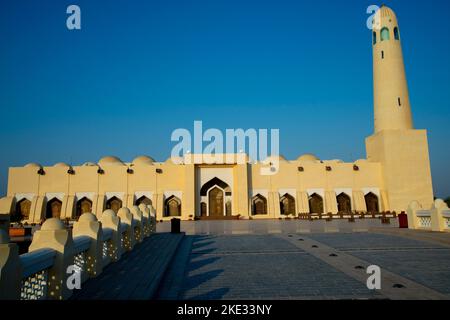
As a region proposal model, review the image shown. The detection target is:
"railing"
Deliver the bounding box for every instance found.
[0,204,157,300]
[407,199,450,232]
[298,211,397,222]
[73,236,91,284]
[19,248,56,300]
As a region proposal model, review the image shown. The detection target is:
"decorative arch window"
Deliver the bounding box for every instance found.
[106,196,122,214]
[208,187,224,217]
[394,27,400,40]
[252,194,268,215]
[336,193,352,213]
[373,31,377,45]
[365,192,380,213]
[46,198,62,219]
[308,193,324,214]
[135,196,152,207]
[280,194,296,215]
[76,197,93,218]
[380,27,390,41]
[164,196,181,217]
[15,198,31,222]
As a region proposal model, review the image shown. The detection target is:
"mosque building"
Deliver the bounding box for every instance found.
[0,5,434,222]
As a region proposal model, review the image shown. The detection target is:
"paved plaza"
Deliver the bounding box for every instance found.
[155,220,450,300]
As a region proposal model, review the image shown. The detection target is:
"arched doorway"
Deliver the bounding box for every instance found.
[200,177,232,219]
[46,198,62,219]
[75,197,92,219]
[252,194,267,215]
[208,187,224,217]
[135,196,152,207]
[15,198,31,222]
[280,194,296,215]
[164,196,181,217]
[337,193,352,213]
[365,192,379,213]
[106,196,122,214]
[309,193,324,214]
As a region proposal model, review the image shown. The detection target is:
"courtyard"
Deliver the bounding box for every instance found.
[155,220,450,300]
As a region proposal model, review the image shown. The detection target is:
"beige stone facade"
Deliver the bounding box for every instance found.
[0,5,434,222]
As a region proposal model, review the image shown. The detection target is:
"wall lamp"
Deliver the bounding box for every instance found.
[127,168,134,174]
[37,168,45,175]
[97,168,105,175]
[156,168,163,174]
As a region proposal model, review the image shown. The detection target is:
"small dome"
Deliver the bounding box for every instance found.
[25,163,42,168]
[78,212,97,222]
[54,162,70,168]
[82,162,97,167]
[98,156,124,166]
[297,154,320,162]
[41,218,65,231]
[379,5,397,19]
[166,156,183,165]
[132,155,155,166]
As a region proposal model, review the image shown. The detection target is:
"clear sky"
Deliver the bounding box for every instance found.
[0,0,449,198]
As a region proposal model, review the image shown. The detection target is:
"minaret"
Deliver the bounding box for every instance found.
[366,5,434,212]
[372,5,413,133]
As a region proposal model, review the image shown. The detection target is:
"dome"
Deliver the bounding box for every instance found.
[374,5,398,25]
[98,156,124,166]
[132,155,155,166]
[25,163,42,168]
[379,5,397,19]
[297,154,320,162]
[54,162,70,168]
[41,218,65,231]
[82,162,97,167]
[166,156,183,165]
[78,212,97,222]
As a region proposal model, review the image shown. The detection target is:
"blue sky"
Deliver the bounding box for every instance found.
[0,0,449,197]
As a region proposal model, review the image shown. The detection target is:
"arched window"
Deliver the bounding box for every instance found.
[309,193,324,214]
[46,198,62,219]
[252,194,267,215]
[135,196,152,207]
[106,196,122,214]
[75,197,92,218]
[373,31,377,45]
[365,192,380,213]
[280,194,296,215]
[394,27,400,40]
[337,193,352,213]
[165,196,181,217]
[15,198,31,221]
[381,27,390,41]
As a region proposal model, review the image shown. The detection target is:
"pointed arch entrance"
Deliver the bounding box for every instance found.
[199,177,232,219]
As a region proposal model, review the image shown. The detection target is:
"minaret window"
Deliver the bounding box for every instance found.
[381,27,390,41]
[373,32,377,45]
[394,27,400,40]
[398,97,402,106]
[381,51,384,59]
